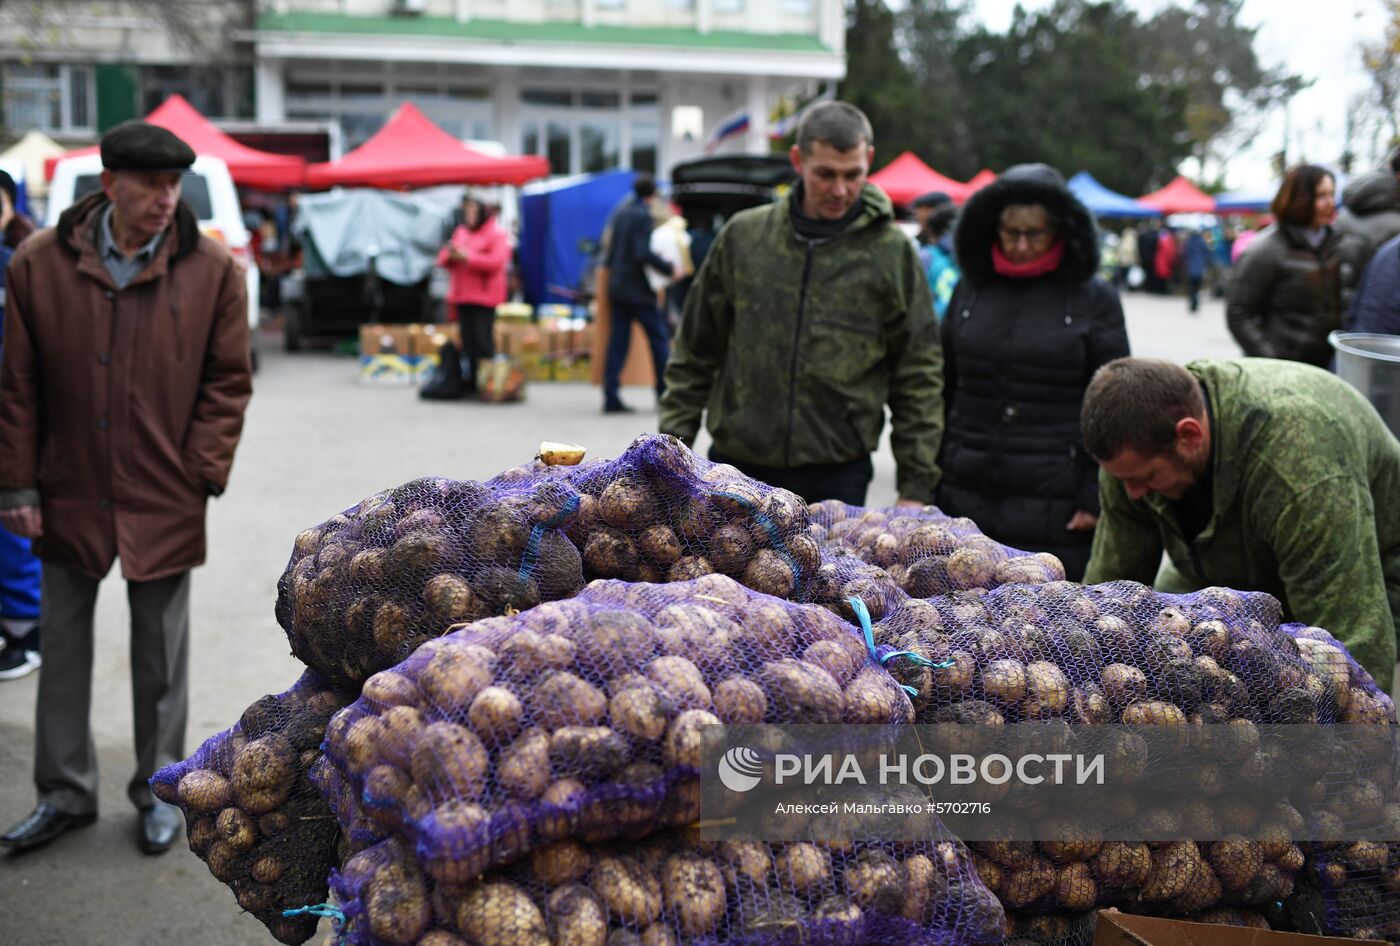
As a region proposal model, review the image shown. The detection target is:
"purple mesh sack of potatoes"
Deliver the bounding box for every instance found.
[150,670,355,945]
[312,576,915,888]
[806,500,1065,597]
[274,435,819,692]
[864,581,1398,919]
[324,824,1006,946]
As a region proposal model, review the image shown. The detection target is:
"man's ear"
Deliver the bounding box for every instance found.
[788,144,803,174]
[1175,416,1206,453]
[99,169,117,201]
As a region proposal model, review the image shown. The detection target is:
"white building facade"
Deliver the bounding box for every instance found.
[246,0,844,175]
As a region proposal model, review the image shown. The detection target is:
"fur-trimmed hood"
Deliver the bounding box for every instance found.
[56,189,202,263]
[953,163,1100,289]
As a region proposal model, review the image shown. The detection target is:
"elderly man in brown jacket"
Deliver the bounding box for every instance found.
[0,122,252,854]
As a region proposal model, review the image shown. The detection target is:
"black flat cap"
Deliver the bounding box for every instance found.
[911,190,952,208]
[100,121,195,173]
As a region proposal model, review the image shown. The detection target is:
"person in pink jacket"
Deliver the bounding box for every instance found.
[436,194,511,395]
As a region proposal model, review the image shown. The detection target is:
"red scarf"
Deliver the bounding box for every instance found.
[992,240,1065,278]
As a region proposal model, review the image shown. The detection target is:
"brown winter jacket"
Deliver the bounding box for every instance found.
[0,191,252,581]
[1225,223,1342,368]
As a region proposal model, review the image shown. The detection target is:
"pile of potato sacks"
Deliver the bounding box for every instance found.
[154,437,1398,946]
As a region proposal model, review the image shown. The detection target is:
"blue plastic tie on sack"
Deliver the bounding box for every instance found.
[516,492,582,589]
[282,903,347,922]
[712,488,803,580]
[846,595,953,698]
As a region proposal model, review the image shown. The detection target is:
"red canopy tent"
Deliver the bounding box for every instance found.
[1138,176,1216,215]
[869,151,971,206]
[44,94,306,190]
[965,168,997,193]
[305,103,549,190]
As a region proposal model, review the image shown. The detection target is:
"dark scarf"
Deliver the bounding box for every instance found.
[789,180,864,242]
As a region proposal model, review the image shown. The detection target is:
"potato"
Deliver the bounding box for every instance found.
[844,667,912,724]
[981,659,1027,706]
[760,659,844,723]
[843,851,907,913]
[742,549,796,598]
[663,710,722,769]
[635,525,683,566]
[1101,663,1148,707]
[362,670,422,710]
[178,769,232,813]
[663,554,711,584]
[547,884,609,946]
[532,840,593,887]
[418,643,494,713]
[803,640,862,687]
[946,547,996,589]
[706,524,756,576]
[584,528,641,580]
[610,682,669,741]
[1022,661,1069,717]
[898,853,937,922]
[1121,701,1186,725]
[421,801,491,884]
[1039,822,1102,864]
[662,853,726,934]
[591,855,664,925]
[1092,842,1152,888]
[599,478,657,531]
[718,838,772,890]
[1204,839,1260,890]
[550,726,632,778]
[236,883,277,914]
[248,853,285,885]
[410,721,489,801]
[205,839,242,883]
[232,735,296,813]
[458,882,549,946]
[186,816,218,855]
[1140,841,1201,901]
[423,574,479,624]
[999,858,1056,908]
[498,729,553,800]
[774,842,831,895]
[1054,862,1097,912]
[1174,860,1223,913]
[533,672,608,730]
[713,677,769,724]
[342,715,390,774]
[538,441,587,466]
[419,934,469,946]
[468,686,524,744]
[215,807,256,852]
[646,656,712,711]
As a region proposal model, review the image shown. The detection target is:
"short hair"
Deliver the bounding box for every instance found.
[928,204,957,237]
[0,170,15,208]
[796,101,872,155]
[1270,165,1334,227]
[1388,145,1400,177]
[633,174,657,199]
[1081,358,1205,460]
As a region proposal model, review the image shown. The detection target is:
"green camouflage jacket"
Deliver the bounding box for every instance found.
[1084,358,1400,691]
[659,184,943,499]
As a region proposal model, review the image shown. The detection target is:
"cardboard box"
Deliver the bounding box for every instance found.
[411,323,461,379]
[358,324,419,384]
[1093,911,1383,946]
[493,318,595,383]
[589,266,659,388]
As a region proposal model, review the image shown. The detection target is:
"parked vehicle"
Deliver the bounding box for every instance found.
[46,153,262,367]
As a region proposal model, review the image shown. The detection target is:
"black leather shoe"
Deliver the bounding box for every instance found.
[0,804,96,851]
[603,401,636,414]
[138,802,182,854]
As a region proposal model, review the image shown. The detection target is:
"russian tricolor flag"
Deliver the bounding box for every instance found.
[703,109,751,155]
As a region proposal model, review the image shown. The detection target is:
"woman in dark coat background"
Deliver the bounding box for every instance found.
[1226,164,1342,366]
[937,164,1130,580]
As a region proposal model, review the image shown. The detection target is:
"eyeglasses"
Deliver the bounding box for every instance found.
[999,226,1052,244]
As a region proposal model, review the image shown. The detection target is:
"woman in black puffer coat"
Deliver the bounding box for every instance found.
[936,164,1129,580]
[1226,164,1342,366]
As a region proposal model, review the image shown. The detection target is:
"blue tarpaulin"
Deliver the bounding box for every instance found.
[1068,172,1159,218]
[519,169,635,306]
[1213,184,1276,214]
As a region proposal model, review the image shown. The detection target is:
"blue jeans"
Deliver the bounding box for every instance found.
[0,522,40,623]
[604,301,670,405]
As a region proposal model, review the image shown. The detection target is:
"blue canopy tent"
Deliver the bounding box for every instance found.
[1213,184,1275,214]
[1067,172,1159,218]
[519,169,636,306]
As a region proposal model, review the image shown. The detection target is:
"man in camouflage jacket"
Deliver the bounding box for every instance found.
[659,101,942,506]
[1082,357,1400,692]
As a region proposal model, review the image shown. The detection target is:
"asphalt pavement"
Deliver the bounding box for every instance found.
[0,288,1240,946]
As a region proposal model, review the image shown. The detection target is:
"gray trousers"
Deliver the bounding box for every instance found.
[35,562,190,815]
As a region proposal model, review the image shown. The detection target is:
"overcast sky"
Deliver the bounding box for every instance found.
[968,0,1389,190]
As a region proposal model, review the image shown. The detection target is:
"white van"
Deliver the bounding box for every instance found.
[46,153,261,366]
